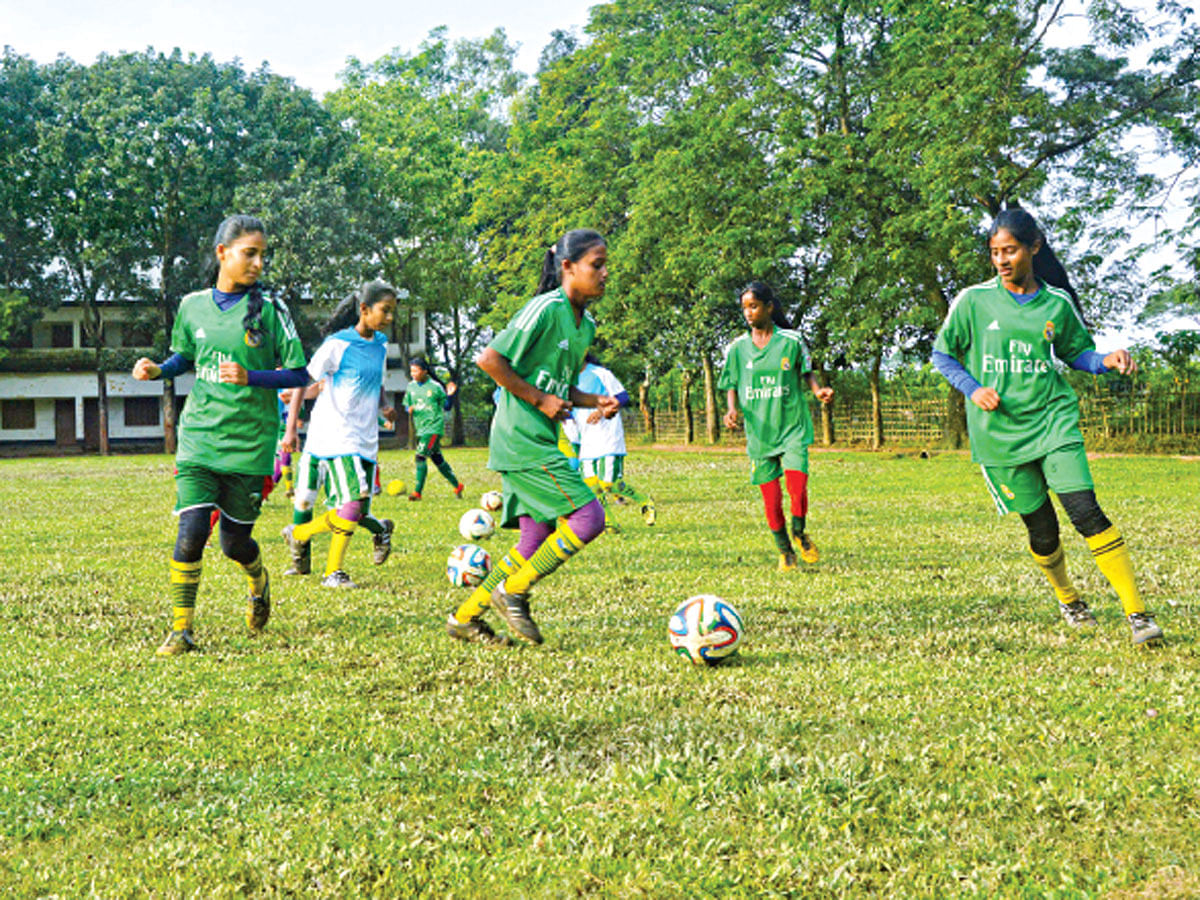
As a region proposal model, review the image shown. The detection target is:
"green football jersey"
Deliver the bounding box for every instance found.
[718,327,814,459]
[404,378,447,437]
[487,288,596,471]
[934,277,1094,466]
[172,289,306,475]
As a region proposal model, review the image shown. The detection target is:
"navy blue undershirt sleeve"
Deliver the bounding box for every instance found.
[246,367,309,389]
[157,353,193,379]
[443,395,454,411]
[1069,350,1109,374]
[614,391,630,408]
[932,350,983,398]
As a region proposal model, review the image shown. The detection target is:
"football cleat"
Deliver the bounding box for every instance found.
[489,584,543,645]
[1128,612,1163,644]
[1058,600,1097,628]
[408,492,422,502]
[641,499,656,527]
[321,570,358,589]
[246,570,271,632]
[454,483,466,499]
[778,551,798,572]
[281,524,311,575]
[795,533,819,564]
[373,519,394,565]
[156,629,197,656]
[604,518,623,535]
[445,614,511,645]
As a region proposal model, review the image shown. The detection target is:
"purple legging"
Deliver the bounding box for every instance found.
[515,498,605,557]
[337,499,363,522]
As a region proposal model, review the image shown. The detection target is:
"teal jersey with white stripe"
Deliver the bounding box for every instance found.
[718,327,814,459]
[934,277,1094,466]
[487,288,596,471]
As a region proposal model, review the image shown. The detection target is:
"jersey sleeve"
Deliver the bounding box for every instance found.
[717,342,740,391]
[933,291,972,359]
[306,338,344,381]
[170,301,195,358]
[577,366,606,396]
[489,300,551,367]
[268,297,307,369]
[1053,300,1095,363]
[596,367,625,397]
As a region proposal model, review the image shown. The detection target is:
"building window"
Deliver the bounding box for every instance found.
[124,397,160,427]
[2,399,36,430]
[51,324,74,348]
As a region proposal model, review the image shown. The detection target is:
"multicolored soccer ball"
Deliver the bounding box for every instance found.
[480,490,503,512]
[447,543,491,587]
[458,508,495,540]
[668,594,744,665]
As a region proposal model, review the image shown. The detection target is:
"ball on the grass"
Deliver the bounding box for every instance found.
[458,508,495,540]
[386,479,407,496]
[480,490,503,512]
[447,543,491,587]
[668,594,744,665]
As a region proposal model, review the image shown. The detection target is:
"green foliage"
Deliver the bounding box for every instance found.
[0,450,1196,895]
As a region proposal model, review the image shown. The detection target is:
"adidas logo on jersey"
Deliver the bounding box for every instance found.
[196,327,207,339]
[558,339,570,350]
[987,320,1000,331]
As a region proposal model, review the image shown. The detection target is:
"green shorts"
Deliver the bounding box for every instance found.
[750,444,810,485]
[175,464,268,524]
[294,453,376,510]
[981,443,1094,516]
[580,455,625,485]
[498,455,596,528]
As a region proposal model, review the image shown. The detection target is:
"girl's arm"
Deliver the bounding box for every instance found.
[723,388,740,429]
[932,350,999,410]
[379,385,396,427]
[1071,348,1136,376]
[568,385,620,418]
[477,347,573,421]
[132,353,193,381]
[281,380,309,453]
[219,362,308,389]
[805,371,833,403]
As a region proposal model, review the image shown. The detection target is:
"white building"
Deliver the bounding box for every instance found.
[0,301,428,451]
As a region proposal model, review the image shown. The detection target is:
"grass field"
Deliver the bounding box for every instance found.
[0,448,1197,898]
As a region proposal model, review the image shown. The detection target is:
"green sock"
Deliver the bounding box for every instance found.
[292,508,313,527]
[414,458,428,494]
[360,515,383,536]
[437,460,459,487]
[791,515,806,540]
[771,528,792,554]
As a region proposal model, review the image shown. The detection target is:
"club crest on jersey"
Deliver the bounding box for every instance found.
[1043,320,1055,342]
[1000,483,1016,500]
[244,329,263,348]
[781,357,791,371]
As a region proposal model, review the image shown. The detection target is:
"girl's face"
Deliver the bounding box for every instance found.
[561,244,608,303]
[741,291,774,329]
[361,295,396,333]
[989,228,1040,288]
[215,231,266,288]
[409,363,427,382]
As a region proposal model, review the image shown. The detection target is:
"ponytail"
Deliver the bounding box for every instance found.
[322,279,398,337]
[536,229,606,294]
[741,281,792,330]
[990,206,1087,325]
[243,283,266,347]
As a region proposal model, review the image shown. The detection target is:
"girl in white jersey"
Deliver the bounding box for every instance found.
[282,281,397,588]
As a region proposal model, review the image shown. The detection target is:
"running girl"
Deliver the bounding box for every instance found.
[719,282,833,571]
[132,214,307,655]
[282,280,397,588]
[445,229,619,645]
[403,358,464,500]
[933,207,1162,643]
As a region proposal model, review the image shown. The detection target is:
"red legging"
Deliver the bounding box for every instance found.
[759,470,808,530]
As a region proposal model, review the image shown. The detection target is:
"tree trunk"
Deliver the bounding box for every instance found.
[869,351,883,450]
[702,354,719,444]
[638,378,654,441]
[159,215,177,453]
[682,370,694,445]
[944,387,967,448]
[96,367,110,456]
[819,369,835,445]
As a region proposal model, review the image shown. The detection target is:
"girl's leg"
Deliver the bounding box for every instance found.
[448,517,550,641]
[783,469,815,561]
[759,478,794,568]
[163,507,212,651]
[429,442,464,496]
[322,500,363,581]
[217,514,271,630]
[1019,497,1089,622]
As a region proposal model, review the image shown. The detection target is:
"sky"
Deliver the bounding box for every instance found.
[1,0,601,92]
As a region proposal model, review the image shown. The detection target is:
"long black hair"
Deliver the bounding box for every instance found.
[322,279,397,337]
[537,229,606,294]
[989,207,1086,322]
[740,281,792,329]
[203,214,268,347]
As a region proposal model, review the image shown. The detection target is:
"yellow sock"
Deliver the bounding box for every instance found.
[504,522,585,595]
[454,549,526,623]
[583,473,605,497]
[325,512,357,577]
[239,549,267,596]
[1086,526,1144,615]
[1030,543,1080,605]
[294,510,333,543]
[168,560,201,632]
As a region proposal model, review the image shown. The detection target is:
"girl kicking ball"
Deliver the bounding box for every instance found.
[933,207,1162,644]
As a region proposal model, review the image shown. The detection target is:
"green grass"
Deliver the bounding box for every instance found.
[0,449,1197,898]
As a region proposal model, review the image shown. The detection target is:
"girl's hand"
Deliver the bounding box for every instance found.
[587,409,603,425]
[132,358,160,381]
[596,395,620,419]
[535,392,572,421]
[813,386,834,403]
[1103,349,1136,376]
[280,430,298,454]
[380,406,397,426]
[971,386,1001,411]
[446,381,458,397]
[219,361,248,385]
[723,409,741,430]
[279,388,295,405]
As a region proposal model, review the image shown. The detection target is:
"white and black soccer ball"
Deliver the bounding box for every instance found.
[668,594,744,665]
[458,508,495,540]
[447,543,491,588]
[480,490,503,513]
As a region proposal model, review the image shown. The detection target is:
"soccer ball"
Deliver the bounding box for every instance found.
[480,490,503,512]
[458,508,495,540]
[385,479,407,496]
[668,594,744,665]
[447,543,491,587]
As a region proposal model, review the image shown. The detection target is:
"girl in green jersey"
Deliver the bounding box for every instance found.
[133,215,308,656]
[933,208,1162,644]
[445,229,619,646]
[720,282,833,571]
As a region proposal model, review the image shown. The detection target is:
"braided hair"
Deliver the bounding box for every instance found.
[203,214,268,347]
[740,281,792,329]
[537,229,606,294]
[989,207,1087,324]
